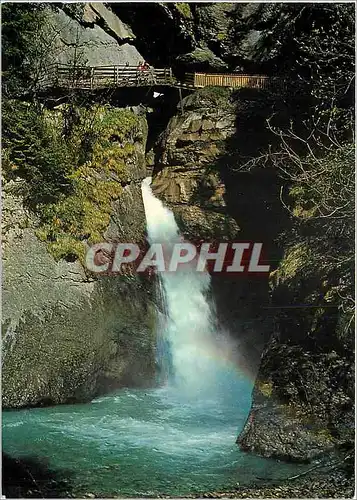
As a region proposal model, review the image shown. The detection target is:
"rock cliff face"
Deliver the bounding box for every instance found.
[30,2,291,96]
[109,3,282,73]
[45,4,143,68]
[238,243,354,461]
[152,87,239,240]
[41,2,283,76]
[2,106,156,408]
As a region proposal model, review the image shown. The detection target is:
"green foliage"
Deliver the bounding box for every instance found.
[198,86,231,100]
[271,138,355,345]
[2,100,73,207]
[271,144,354,351]
[2,1,148,261]
[186,86,232,110]
[2,3,46,94]
[3,96,145,262]
[287,143,354,225]
[216,32,227,42]
[248,5,356,348]
[35,106,144,261]
[270,243,311,286]
[174,3,192,19]
[256,380,273,397]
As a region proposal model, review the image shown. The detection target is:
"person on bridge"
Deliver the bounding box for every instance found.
[137,61,148,71]
[136,61,146,85]
[136,61,156,84]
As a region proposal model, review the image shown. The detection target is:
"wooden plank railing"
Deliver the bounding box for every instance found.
[50,64,280,91]
[184,72,277,90]
[53,64,176,89]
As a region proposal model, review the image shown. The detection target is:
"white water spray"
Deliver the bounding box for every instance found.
[141,177,237,395]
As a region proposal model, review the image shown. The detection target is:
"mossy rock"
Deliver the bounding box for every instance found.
[174,2,193,19]
[182,86,234,111]
[269,243,312,287]
[37,105,147,262]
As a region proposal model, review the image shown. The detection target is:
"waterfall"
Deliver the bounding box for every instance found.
[141,177,236,396]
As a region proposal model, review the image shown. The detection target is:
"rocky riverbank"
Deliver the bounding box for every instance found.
[3,452,354,499]
[189,459,355,499]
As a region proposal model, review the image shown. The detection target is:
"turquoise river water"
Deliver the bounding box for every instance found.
[2,179,305,496]
[2,384,306,497]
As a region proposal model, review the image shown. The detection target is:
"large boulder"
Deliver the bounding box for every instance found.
[44,6,143,69]
[176,48,228,72]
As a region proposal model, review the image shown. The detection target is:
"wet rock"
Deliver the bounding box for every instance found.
[2,108,155,408]
[238,240,355,462]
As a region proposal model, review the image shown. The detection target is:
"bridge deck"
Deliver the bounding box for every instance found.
[51,65,280,91]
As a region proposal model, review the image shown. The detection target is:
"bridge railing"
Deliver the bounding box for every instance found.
[53,64,176,89]
[49,64,282,91]
[184,72,279,90]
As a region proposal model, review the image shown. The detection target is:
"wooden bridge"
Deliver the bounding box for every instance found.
[184,72,272,90]
[53,64,174,89]
[52,64,280,91]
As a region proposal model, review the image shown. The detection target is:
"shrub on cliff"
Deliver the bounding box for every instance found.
[272,137,354,344]
[2,100,73,207]
[36,106,145,261]
[246,3,355,341]
[2,3,47,95]
[183,86,233,111]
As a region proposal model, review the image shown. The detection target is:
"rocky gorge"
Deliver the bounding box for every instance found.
[2,2,355,498]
